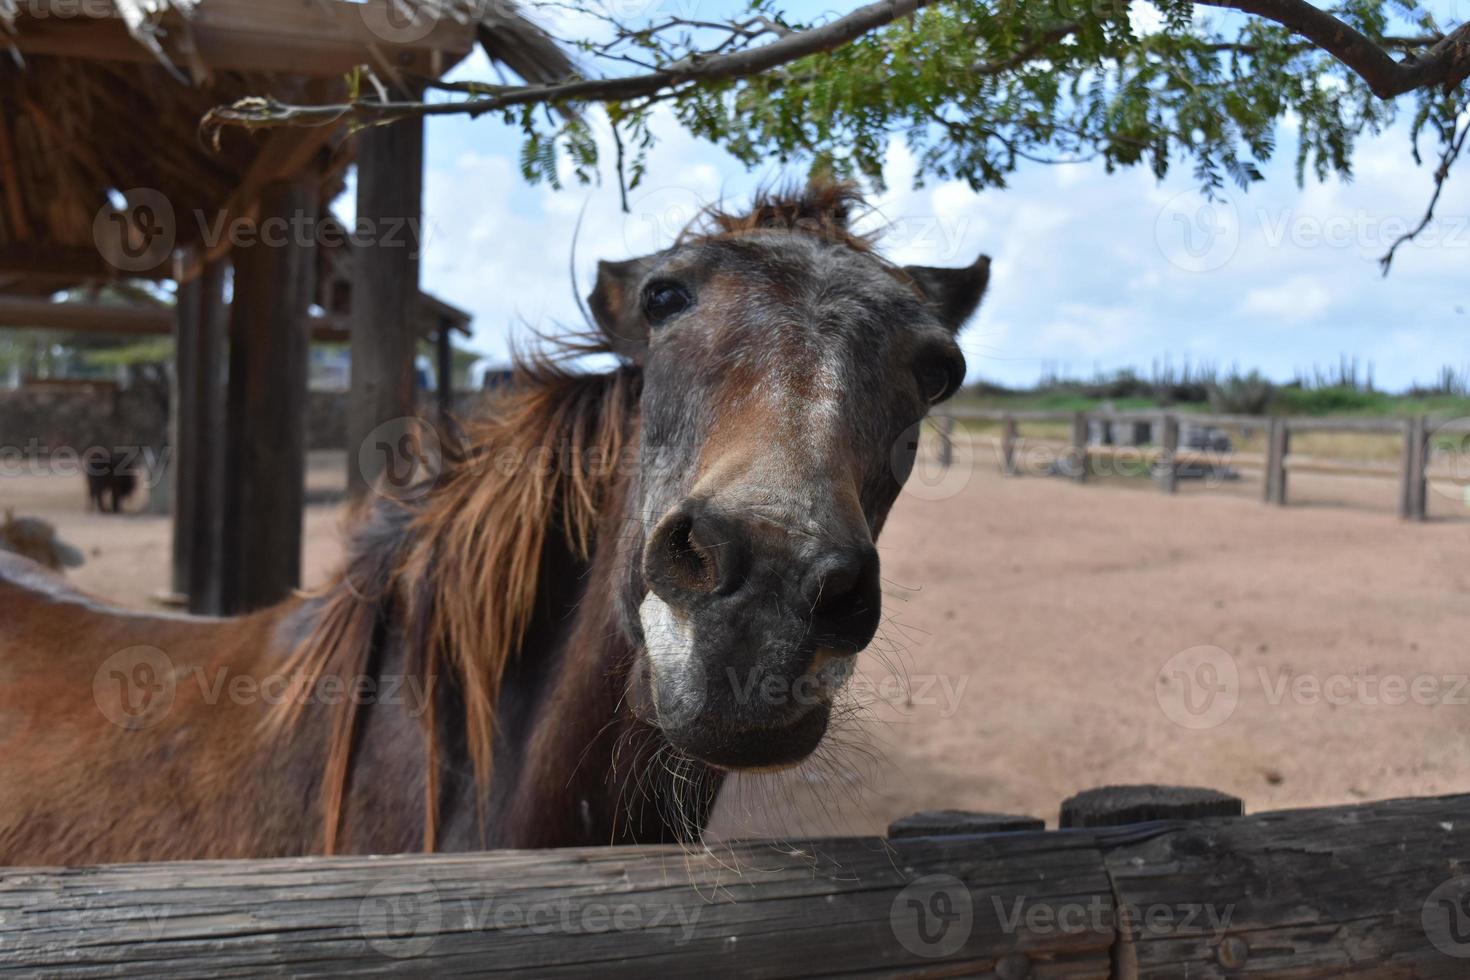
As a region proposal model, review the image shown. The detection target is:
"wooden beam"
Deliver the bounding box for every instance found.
[219,178,316,614]
[346,111,424,498]
[1,793,1467,975]
[0,296,172,333]
[0,247,172,283]
[8,1,474,77]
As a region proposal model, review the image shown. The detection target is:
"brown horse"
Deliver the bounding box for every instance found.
[0,182,989,865]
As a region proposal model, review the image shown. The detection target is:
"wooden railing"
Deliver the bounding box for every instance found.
[2,786,1466,977]
[943,408,1470,520]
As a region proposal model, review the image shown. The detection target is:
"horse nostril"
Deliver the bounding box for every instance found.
[662,515,716,594]
[808,548,880,645]
[645,503,747,601]
[813,562,861,609]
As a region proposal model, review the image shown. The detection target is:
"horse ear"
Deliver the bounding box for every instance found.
[903,254,991,333]
[588,257,650,358]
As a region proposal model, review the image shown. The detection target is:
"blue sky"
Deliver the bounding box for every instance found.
[396,16,1469,393]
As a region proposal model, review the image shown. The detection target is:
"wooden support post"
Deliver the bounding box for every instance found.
[347,110,424,498]
[436,317,454,425]
[220,179,316,614]
[1000,413,1018,475]
[168,254,201,599]
[1069,410,1088,482]
[1265,416,1289,506]
[936,414,955,469]
[186,261,229,615]
[1400,415,1429,521]
[1156,414,1179,494]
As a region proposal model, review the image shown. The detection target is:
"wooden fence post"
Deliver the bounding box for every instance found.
[1265,417,1289,506]
[937,414,955,469]
[1400,414,1428,520]
[1156,414,1179,494]
[1000,413,1018,475]
[1070,411,1088,482]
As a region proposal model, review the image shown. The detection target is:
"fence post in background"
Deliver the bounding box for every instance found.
[1400,415,1429,521]
[1265,417,1289,506]
[1399,417,1416,519]
[938,415,956,470]
[1001,413,1018,476]
[1070,411,1088,483]
[1156,414,1179,495]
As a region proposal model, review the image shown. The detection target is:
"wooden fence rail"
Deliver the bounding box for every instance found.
[946,408,1470,520]
[2,790,1468,977]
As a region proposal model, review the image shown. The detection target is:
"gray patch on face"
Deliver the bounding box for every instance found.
[638,592,705,728]
[812,647,856,697]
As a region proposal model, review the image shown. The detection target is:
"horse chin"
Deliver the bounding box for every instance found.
[631,592,840,772]
[665,701,832,772]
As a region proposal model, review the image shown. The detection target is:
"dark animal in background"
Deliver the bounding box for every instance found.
[85,449,138,513]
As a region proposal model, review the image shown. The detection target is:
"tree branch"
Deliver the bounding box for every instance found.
[204,0,934,132]
[1378,118,1468,273]
[202,0,1470,138]
[1195,0,1470,97]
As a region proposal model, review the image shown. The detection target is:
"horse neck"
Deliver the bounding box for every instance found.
[456,474,726,849]
[335,418,725,852]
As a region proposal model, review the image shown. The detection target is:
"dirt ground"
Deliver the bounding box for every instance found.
[4,437,1468,840]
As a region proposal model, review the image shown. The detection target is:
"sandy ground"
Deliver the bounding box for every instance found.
[4,438,1468,839]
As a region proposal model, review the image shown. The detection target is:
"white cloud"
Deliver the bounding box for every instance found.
[1240,275,1334,322]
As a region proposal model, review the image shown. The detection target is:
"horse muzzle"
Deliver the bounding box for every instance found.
[632,496,881,769]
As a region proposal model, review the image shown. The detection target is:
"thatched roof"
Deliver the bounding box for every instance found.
[0,1,570,290]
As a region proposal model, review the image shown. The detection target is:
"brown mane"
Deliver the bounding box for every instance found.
[273,359,641,852]
[680,179,880,254]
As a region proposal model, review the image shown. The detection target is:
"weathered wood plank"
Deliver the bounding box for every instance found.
[2,794,1467,977]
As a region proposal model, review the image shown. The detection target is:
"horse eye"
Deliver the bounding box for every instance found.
[916,355,963,404]
[642,281,692,326]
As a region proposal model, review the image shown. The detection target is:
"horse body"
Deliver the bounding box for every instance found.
[0,559,322,862]
[0,182,985,865]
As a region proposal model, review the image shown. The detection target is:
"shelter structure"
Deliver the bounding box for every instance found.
[0,0,568,612]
